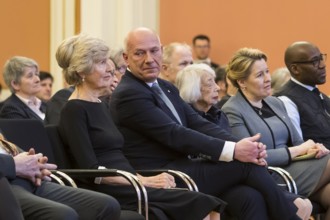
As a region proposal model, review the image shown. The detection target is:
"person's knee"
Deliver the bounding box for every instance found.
[237,189,268,219]
[47,205,79,220]
[238,187,265,209]
[98,196,121,220]
[222,186,268,220]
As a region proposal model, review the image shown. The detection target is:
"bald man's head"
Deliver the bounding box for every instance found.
[124,27,160,53]
[284,41,326,86]
[160,43,193,84]
[123,27,163,82]
[284,41,317,68]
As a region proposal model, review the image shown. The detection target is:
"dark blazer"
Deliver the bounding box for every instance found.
[210,61,219,70]
[0,154,24,220]
[0,94,46,121]
[0,145,35,191]
[222,91,303,166]
[44,87,74,125]
[275,80,330,148]
[111,70,238,169]
[0,154,16,179]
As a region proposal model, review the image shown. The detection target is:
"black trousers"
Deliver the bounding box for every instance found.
[163,159,299,220]
[11,180,121,220]
[0,175,24,220]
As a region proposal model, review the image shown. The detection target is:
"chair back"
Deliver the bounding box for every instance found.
[45,124,72,169]
[0,119,55,163]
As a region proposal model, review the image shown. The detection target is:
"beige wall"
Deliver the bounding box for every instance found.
[1,1,329,95]
[160,0,330,94]
[0,0,50,92]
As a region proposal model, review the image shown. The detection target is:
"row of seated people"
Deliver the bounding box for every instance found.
[0,27,328,219]
[0,135,131,220]
[0,33,285,220]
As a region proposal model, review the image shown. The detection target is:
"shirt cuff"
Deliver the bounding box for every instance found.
[94,166,106,184]
[219,141,235,162]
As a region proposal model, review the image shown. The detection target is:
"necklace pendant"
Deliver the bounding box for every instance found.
[258,110,262,115]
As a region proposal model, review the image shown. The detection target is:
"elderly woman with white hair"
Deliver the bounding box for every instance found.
[176,63,231,131]
[0,56,46,120]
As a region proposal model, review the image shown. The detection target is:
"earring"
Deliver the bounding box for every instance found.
[82,77,85,82]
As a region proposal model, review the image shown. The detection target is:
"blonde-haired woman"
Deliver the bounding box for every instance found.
[222,47,330,219]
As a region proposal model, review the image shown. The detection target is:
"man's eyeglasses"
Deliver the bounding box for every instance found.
[291,54,327,68]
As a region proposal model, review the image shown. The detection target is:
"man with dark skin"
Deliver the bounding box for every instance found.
[275,41,330,148]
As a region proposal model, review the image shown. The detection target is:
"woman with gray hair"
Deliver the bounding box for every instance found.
[271,67,290,95]
[0,56,46,120]
[57,34,225,220]
[176,63,231,131]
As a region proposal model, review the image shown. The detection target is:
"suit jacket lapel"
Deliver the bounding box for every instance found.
[125,71,182,124]
[12,94,43,121]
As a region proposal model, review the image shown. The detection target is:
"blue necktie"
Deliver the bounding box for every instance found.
[151,82,182,124]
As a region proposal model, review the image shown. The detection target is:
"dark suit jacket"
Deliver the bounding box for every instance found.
[0,94,46,121]
[222,91,303,166]
[210,61,219,70]
[0,154,16,179]
[44,87,74,125]
[110,70,238,169]
[0,154,24,220]
[0,146,35,191]
[275,80,330,148]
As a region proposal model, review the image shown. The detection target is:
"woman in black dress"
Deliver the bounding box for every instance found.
[56,34,225,220]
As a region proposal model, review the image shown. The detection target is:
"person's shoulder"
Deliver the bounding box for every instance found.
[51,87,74,101]
[265,95,281,102]
[265,96,284,106]
[1,94,23,108]
[273,80,296,96]
[222,93,248,115]
[221,95,238,111]
[62,99,86,113]
[158,78,179,92]
[210,61,219,69]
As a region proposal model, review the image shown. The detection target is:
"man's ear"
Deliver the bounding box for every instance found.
[123,53,129,66]
[161,64,171,77]
[289,64,299,77]
[123,53,128,62]
[162,64,168,71]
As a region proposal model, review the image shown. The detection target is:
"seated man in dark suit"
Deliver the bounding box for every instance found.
[0,135,120,220]
[110,27,302,220]
[275,41,330,148]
